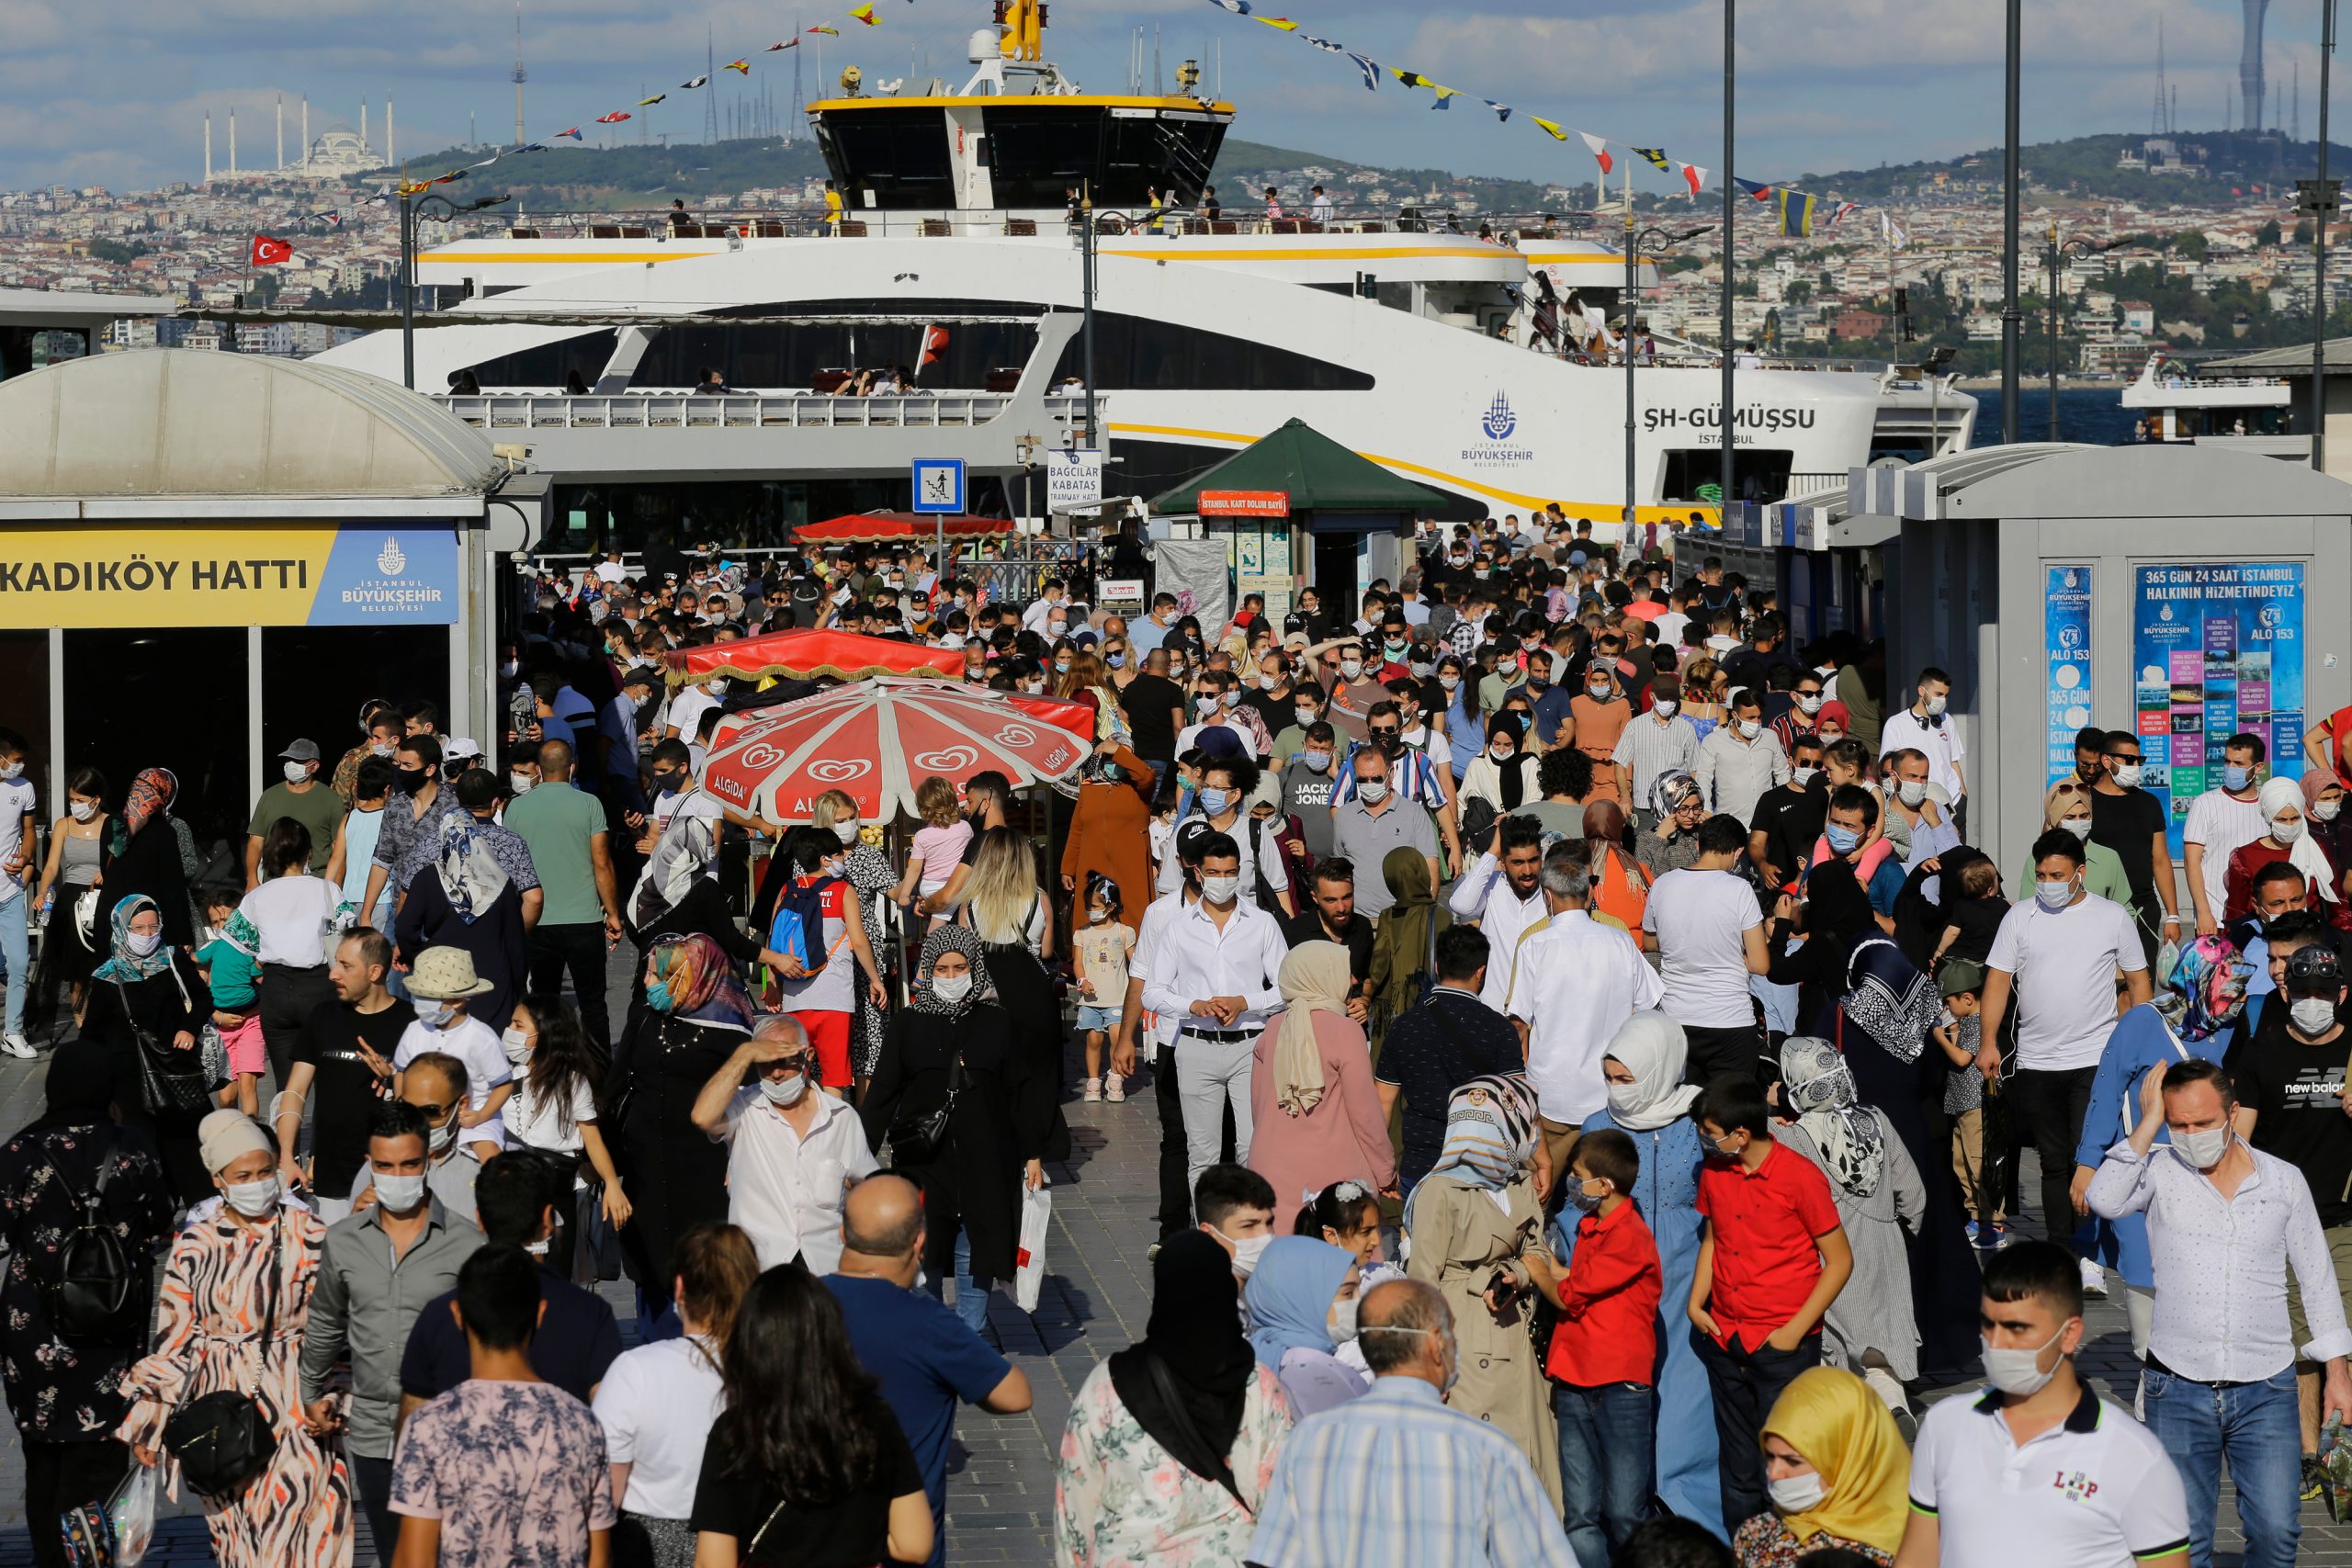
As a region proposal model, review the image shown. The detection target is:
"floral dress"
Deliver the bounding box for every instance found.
[117,1207,355,1568]
[843,839,897,1077]
[0,1124,176,1440]
[1053,1359,1291,1568]
[1733,1513,1891,1567]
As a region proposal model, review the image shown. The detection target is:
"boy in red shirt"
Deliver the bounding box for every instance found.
[1689,1073,1852,1533]
[1521,1128,1661,1568]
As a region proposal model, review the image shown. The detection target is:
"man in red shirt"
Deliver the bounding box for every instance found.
[1688,1074,1853,1532]
[1523,1128,1661,1568]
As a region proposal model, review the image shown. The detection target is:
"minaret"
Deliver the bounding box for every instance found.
[276,96,284,170]
[300,96,309,172]
[203,111,212,184]
[228,107,237,179]
[513,0,527,145]
[388,97,395,164]
[361,100,368,154]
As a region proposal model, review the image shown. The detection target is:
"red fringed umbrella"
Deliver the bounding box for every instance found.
[664,627,964,685]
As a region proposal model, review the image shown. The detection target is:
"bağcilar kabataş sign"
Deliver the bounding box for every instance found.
[1198,490,1290,518]
[0,523,461,629]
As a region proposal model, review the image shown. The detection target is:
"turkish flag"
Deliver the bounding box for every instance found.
[250,233,292,266]
[920,324,950,367]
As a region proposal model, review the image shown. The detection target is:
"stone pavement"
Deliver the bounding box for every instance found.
[0,996,2346,1564]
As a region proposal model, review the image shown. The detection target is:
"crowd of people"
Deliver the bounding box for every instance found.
[0,513,2340,1568]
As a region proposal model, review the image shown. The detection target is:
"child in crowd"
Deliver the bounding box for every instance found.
[195,885,264,1117]
[1521,1129,1661,1568]
[1072,873,1136,1103]
[1930,854,2007,968]
[1929,959,2004,1247]
[1146,768,1183,885]
[892,774,971,928]
[394,945,513,1162]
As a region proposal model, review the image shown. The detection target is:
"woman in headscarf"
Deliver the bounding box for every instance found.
[2068,934,2247,1371]
[627,814,793,1058]
[1585,799,1651,933]
[2016,782,2133,909]
[1246,942,1396,1234]
[77,894,214,1202]
[1241,1235,1368,1417]
[0,1049,177,1553]
[1367,846,1448,1044]
[2225,773,2346,925]
[1634,769,1708,882]
[1458,713,1538,821]
[1568,1011,1723,1537]
[1054,1231,1291,1567]
[1570,659,1632,806]
[1404,1072,1560,1507]
[1774,1037,1927,1421]
[1732,1367,1910,1567]
[95,768,196,952]
[2303,766,2352,895]
[609,934,753,1337]
[394,797,533,1033]
[863,926,1053,1336]
[1061,738,1157,929]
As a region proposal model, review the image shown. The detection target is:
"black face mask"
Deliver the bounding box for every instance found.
[395,767,430,796]
[651,770,682,794]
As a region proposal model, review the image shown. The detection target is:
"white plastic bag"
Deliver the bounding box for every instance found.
[1013,1185,1052,1313]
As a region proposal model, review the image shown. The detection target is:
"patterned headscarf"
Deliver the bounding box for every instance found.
[910,923,996,1018]
[435,812,511,925]
[2168,933,2252,1043]
[1840,935,1938,1065]
[634,814,717,929]
[1424,1072,1537,1192]
[1653,768,1702,819]
[1780,1035,1886,1198]
[647,934,753,1031]
[92,893,173,984]
[108,768,175,855]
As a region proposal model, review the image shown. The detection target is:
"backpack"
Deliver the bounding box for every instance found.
[768,874,845,974]
[48,1134,140,1344]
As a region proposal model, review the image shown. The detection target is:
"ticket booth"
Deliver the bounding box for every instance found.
[1849,445,2352,889]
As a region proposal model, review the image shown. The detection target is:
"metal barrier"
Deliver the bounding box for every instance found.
[440,390,1092,432]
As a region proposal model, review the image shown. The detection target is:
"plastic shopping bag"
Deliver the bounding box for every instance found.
[1013,1185,1052,1314]
[62,1460,156,1567]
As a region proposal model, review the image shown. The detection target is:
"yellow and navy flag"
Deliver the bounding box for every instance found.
[1777,189,1816,237]
[1390,67,1434,89]
[1634,147,1672,175]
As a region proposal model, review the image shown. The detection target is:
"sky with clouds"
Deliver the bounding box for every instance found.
[0,0,2313,194]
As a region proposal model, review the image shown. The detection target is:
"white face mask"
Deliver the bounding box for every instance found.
[68,801,96,823]
[1736,719,1762,740]
[1202,874,1240,905]
[2061,816,2092,840]
[1924,694,1948,716]
[126,931,162,957]
[501,1025,533,1065]
[1651,700,1679,719]
[1768,1471,1826,1515]
[1792,766,1819,786]
[1794,693,1824,715]
[1295,708,1319,729]
[760,1073,809,1107]
[509,773,536,795]
[706,678,729,697]
[1088,904,1110,924]
[2034,880,2076,912]
[832,819,860,843]
[2173,1124,2231,1169]
[1329,1295,1360,1343]
[1982,1324,2068,1396]
[1605,1079,1645,1118]
[2291,996,2340,1037]
[2274,816,2307,844]
[2113,763,2145,789]
[223,1176,280,1219]
[413,998,458,1030]
[1896,780,1927,807]
[1260,674,1282,691]
[282,760,311,784]
[930,972,973,1005]
[1340,659,1363,680]
[1221,1229,1272,1278]
[2319,798,2345,822]
[374,1170,429,1213]
[1357,779,1389,805]
[0,761,22,781]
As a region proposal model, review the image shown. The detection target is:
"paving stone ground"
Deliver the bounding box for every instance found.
[0,948,2338,1565]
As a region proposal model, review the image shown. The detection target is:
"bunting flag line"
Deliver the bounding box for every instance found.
[765,38,798,49]
[1389,67,1432,89]
[1347,53,1378,89]
[1777,189,1815,237]
[1827,200,1858,228]
[1529,116,1566,141]
[1734,176,1772,202]
[851,4,879,23]
[724,58,750,72]
[1484,99,1511,121]
[554,127,582,139]
[1255,16,1298,29]
[807,24,839,34]
[1209,0,1251,10]
[595,110,630,123]
[638,94,667,106]
[681,74,709,89]
[1302,34,1343,51]
[1678,163,1707,197]
[1634,147,1671,174]
[1430,84,1461,109]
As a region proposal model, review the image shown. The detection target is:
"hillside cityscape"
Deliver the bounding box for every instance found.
[4,121,2348,378]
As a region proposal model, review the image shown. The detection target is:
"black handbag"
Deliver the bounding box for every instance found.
[163,1221,283,1498]
[887,1054,966,1167]
[115,970,213,1120]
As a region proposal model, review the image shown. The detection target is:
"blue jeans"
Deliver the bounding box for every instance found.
[2143,1361,2301,1568]
[1553,1381,1654,1568]
[924,1228,993,1335]
[0,893,26,1036]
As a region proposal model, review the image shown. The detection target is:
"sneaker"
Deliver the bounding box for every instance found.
[1862,1365,1910,1417]
[1964,1221,1982,1247]
[1081,1077,1102,1102]
[2079,1257,2109,1297]
[1103,1074,1125,1103]
[0,1033,32,1060]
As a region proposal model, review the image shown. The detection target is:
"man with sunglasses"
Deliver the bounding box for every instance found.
[2089,729,2182,963]
[691,1014,878,1273]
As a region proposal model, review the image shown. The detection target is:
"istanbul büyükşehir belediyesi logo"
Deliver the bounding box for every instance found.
[1481,389,1517,441]
[376,536,408,576]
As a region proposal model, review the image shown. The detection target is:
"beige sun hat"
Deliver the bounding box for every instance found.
[406,946,496,1000]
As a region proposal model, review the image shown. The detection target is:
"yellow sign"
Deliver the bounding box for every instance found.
[0,524,461,630]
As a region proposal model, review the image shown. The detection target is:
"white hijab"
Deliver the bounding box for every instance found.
[2259,773,2340,903]
[1603,1011,1702,1132]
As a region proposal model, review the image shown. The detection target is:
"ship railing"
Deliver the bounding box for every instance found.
[435,389,1095,431]
[438,205,1611,245]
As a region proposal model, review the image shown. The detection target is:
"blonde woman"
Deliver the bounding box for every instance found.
[952,826,1051,961]
[1055,649,1133,750]
[1679,657,1728,741]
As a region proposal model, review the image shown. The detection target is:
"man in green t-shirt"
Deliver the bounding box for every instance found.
[247,738,347,886]
[502,739,623,1046]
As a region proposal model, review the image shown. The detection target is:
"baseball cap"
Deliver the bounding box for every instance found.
[444,737,485,762]
[2285,943,2345,995]
[1938,960,1986,1000]
[278,738,321,762]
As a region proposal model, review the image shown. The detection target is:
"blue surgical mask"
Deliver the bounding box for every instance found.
[1825,822,1861,854]
[1197,787,1232,815]
[2223,763,2254,791]
[1106,654,1125,670]
[646,979,674,1012]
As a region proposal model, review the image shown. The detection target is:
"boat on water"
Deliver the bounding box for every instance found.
[2117,350,2303,458]
[311,5,1974,539]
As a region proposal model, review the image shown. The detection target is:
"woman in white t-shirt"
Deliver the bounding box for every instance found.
[593,1223,760,1568]
[502,996,632,1270]
[239,818,345,1089]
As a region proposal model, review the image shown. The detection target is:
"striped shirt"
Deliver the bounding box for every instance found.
[1608,712,1702,815]
[1329,743,1453,811]
[1246,1377,1573,1568]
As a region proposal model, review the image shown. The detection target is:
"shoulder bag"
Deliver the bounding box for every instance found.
[886,1053,966,1168]
[162,1220,284,1498]
[115,965,214,1119]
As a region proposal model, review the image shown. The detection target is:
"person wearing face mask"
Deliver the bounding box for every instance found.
[2016,781,2133,910]
[689,1013,876,1273]
[118,1111,350,1568]
[1569,660,1632,807]
[1731,1367,1910,1567]
[768,826,891,1092]
[1748,735,1829,889]
[1873,667,1965,838]
[2223,773,2347,929]
[2081,729,2184,962]
[1243,1237,1370,1417]
[1611,671,1702,829]
[2183,731,2272,937]
[2086,1056,2352,1568]
[334,703,405,804]
[498,996,629,1260]
[359,734,456,936]
[243,738,345,889]
[804,790,900,1089]
[29,764,108,1041]
[1270,678,1331,773]
[78,893,214,1201]
[298,1099,475,1564]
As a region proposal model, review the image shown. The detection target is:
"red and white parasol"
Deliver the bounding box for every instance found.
[703,678,1096,822]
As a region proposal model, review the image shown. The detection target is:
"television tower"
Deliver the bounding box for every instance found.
[2242,0,2271,140]
[512,0,527,145]
[790,15,803,143]
[2153,17,2170,135]
[705,28,719,143]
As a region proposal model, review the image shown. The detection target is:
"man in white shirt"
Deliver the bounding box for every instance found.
[1980,827,2152,1296]
[1019,577,1070,634]
[2087,1057,2352,1568]
[1509,839,1662,1179]
[1118,879,1203,1240]
[1138,832,1290,1198]
[1876,664,1967,832]
[2182,732,2271,934]
[1446,817,1548,1014]
[1308,184,1335,227]
[1640,816,1770,1083]
[690,1014,877,1272]
[1896,1239,2189,1568]
[662,674,727,745]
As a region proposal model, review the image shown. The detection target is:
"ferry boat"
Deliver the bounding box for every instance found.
[2117,351,2303,457]
[311,5,1974,538]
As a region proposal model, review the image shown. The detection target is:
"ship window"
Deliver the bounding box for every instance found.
[1660,448,1795,504]
[631,301,1045,390]
[457,329,622,390]
[1053,311,1373,392]
[817,107,957,209]
[982,106,1227,209]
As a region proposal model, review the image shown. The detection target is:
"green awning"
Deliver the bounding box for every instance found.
[1148,417,1485,520]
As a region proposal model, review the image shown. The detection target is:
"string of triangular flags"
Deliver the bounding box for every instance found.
[386,0,913,197]
[1203,0,1879,240]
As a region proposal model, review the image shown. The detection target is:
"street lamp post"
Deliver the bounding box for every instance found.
[2001,0,2022,443]
[2317,0,2337,471]
[2041,226,2104,440]
[1623,223,1713,547]
[400,189,513,391]
[1720,0,1736,513]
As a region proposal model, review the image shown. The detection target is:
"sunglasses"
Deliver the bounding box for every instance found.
[764,1055,811,1076]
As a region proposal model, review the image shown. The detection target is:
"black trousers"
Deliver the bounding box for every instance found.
[1681,1021,1770,1088]
[1692,1327,1821,1533]
[352,1451,400,1566]
[24,1437,128,1568]
[528,921,613,1048]
[259,962,334,1090]
[2008,1064,2099,1252]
